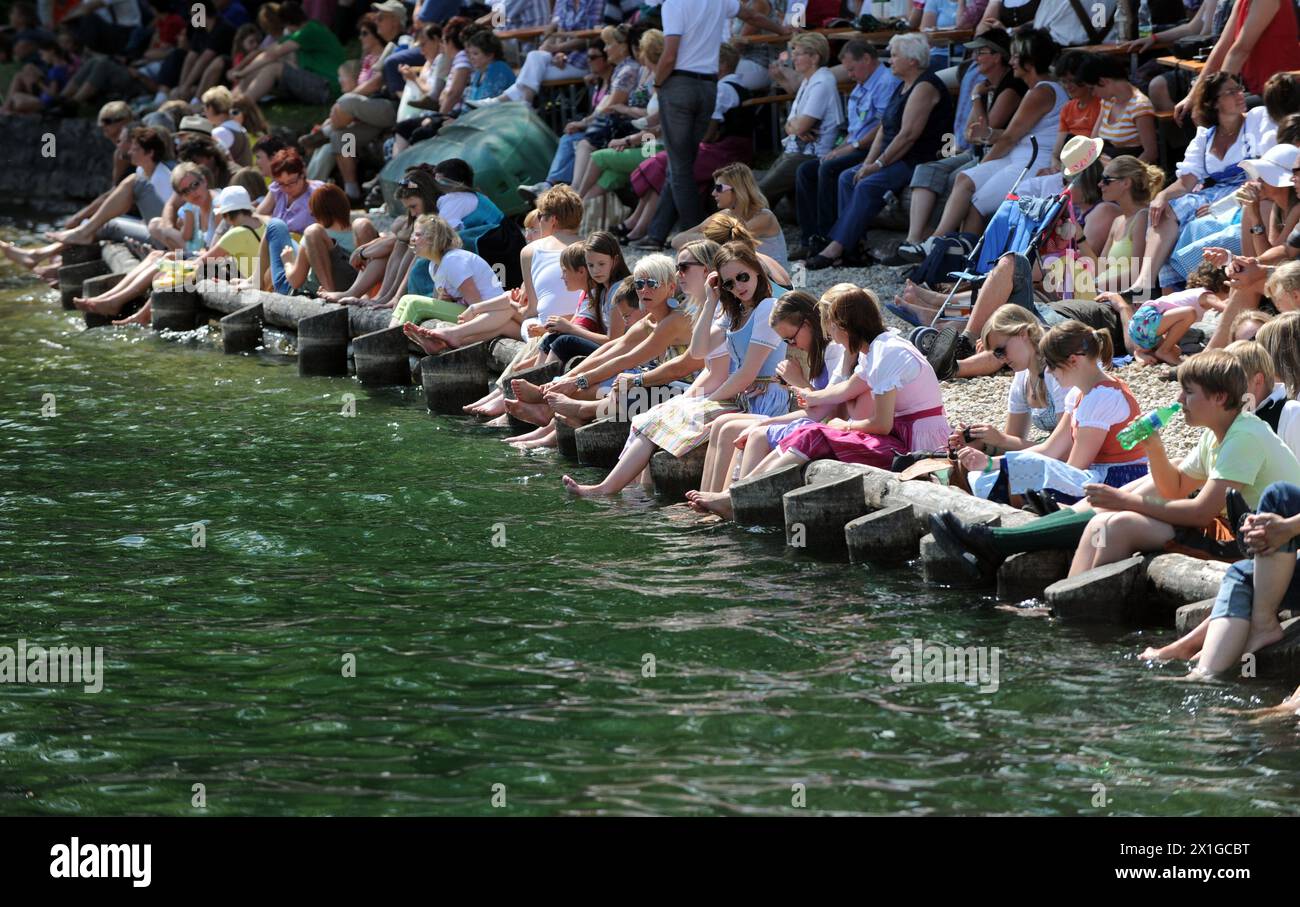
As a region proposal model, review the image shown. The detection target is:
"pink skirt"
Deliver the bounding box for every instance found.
[630,151,668,197]
[779,406,948,470]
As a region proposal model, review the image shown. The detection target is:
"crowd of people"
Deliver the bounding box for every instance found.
[5,0,1300,704]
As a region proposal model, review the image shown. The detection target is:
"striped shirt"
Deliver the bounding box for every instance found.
[1095,89,1154,150]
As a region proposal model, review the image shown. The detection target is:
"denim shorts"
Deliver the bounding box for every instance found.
[1210,482,1300,620]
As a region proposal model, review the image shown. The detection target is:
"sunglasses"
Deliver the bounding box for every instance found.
[634,277,661,290]
[711,183,733,194]
[720,271,753,292]
[180,179,204,194]
[991,344,1008,360]
[675,260,702,273]
[1099,175,1120,185]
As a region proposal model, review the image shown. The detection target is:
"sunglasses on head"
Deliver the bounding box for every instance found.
[721,271,752,292]
[634,277,661,290]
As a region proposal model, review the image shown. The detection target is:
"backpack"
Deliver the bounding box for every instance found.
[906,233,979,289]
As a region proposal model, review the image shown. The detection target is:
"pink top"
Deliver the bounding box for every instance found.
[853,331,951,451]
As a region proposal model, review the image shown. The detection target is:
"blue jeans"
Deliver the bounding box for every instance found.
[829,160,911,251]
[547,133,582,186]
[795,149,866,246]
[542,333,599,362]
[418,0,466,24]
[264,218,298,295]
[1211,482,1300,621]
[383,47,426,97]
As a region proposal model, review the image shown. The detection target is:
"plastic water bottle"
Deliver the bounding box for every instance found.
[1138,0,1153,39]
[1118,403,1182,450]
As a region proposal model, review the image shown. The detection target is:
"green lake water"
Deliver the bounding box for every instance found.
[1,221,1299,817]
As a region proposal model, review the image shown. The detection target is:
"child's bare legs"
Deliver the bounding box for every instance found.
[1152,307,1196,366]
[562,432,658,496]
[113,299,152,326]
[300,224,339,292]
[1069,510,1176,577]
[698,413,755,493]
[1141,616,1210,661]
[74,250,165,314]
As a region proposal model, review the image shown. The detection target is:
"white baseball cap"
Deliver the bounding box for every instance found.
[214,185,253,216]
[1240,143,1300,188]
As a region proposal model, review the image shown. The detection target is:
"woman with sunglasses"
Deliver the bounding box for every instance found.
[563,242,791,497]
[145,163,217,255]
[671,163,787,275]
[686,290,841,512]
[1128,73,1266,297]
[509,253,704,431]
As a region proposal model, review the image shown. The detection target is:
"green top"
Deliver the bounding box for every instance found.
[282,21,346,95]
[1182,411,1300,510]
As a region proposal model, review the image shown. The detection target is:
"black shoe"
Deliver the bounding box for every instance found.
[1023,489,1061,517]
[364,184,384,208]
[928,511,1003,580]
[804,253,840,271]
[1225,488,1253,558]
[927,326,974,381]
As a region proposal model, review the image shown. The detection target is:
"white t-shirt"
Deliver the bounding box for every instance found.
[734,57,771,93]
[429,249,500,304]
[1064,383,1132,431]
[1178,120,1266,182]
[782,67,844,157]
[713,77,743,121]
[1033,0,1117,47]
[1244,105,1279,158]
[1008,368,1068,416]
[662,0,738,75]
[437,192,478,230]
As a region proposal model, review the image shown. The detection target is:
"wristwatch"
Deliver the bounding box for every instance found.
[575,375,589,391]
[1250,224,1266,235]
[632,374,643,388]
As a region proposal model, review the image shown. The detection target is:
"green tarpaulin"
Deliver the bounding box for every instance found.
[378,103,558,219]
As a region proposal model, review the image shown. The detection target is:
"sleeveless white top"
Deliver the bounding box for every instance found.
[530,246,583,325]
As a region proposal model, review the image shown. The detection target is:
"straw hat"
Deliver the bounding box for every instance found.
[1061,136,1104,177]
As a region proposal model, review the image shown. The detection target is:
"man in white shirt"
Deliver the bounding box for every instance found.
[655,0,789,234]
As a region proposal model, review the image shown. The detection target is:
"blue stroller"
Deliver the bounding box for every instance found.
[906,139,1078,354]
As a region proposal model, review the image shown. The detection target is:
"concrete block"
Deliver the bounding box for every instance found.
[574,417,631,469]
[1255,617,1300,679]
[845,503,925,565]
[731,462,805,526]
[997,549,1072,601]
[783,473,869,560]
[219,302,264,354]
[1175,599,1215,635]
[420,341,492,414]
[297,307,351,377]
[1045,555,1146,622]
[353,324,411,385]
[502,359,565,433]
[555,420,578,459]
[150,288,201,332]
[58,259,108,310]
[650,445,709,499]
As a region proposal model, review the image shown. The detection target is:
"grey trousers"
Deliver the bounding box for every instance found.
[657,74,717,233]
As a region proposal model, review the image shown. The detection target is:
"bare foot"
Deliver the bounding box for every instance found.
[1245,623,1286,655]
[47,226,92,246]
[562,474,606,496]
[318,289,348,303]
[503,423,550,443]
[511,378,546,404]
[483,414,510,427]
[113,305,151,327]
[476,397,507,418]
[0,241,40,269]
[903,279,945,308]
[545,392,587,422]
[1154,348,1183,367]
[503,396,553,427]
[403,322,449,355]
[1139,639,1199,662]
[685,490,734,520]
[511,432,556,450]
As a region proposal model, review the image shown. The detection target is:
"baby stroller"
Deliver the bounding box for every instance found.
[906,138,1081,355]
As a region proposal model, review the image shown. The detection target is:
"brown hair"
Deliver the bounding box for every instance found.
[536,185,583,231]
[1186,259,1230,295]
[1263,72,1300,127]
[1176,348,1248,410]
[560,241,589,277]
[712,241,773,325]
[129,126,167,165]
[821,283,886,360]
[1189,71,1244,129]
[701,212,757,248]
[583,231,631,330]
[771,290,828,381]
[1040,319,1113,370]
[269,148,305,177]
[1256,311,1300,397]
[308,183,352,228]
[1230,308,1272,341]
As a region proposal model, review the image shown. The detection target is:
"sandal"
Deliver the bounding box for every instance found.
[885,302,924,327]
